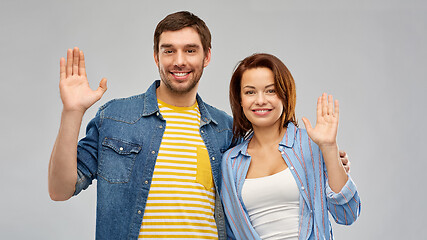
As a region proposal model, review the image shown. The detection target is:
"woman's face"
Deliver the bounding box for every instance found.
[240,67,284,130]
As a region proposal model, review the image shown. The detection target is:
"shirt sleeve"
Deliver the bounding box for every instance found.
[325,174,361,225]
[73,109,102,196]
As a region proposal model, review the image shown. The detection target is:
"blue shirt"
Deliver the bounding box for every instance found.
[221,122,361,240]
[74,80,234,240]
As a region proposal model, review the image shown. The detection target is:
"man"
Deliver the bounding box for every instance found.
[48,11,350,240]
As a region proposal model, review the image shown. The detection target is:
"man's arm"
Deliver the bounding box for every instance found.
[48,47,107,201]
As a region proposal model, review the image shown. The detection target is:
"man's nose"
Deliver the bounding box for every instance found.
[174,51,187,67]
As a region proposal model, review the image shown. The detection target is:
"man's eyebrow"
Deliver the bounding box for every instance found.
[185,44,201,48]
[160,44,173,49]
[159,44,201,49]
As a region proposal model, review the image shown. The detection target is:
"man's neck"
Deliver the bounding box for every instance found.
[156,85,198,107]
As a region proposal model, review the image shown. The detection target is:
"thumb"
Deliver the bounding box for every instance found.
[301,117,313,133]
[95,78,107,99]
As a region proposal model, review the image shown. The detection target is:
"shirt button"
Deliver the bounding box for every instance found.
[151,151,155,154]
[156,112,159,116]
[119,147,124,151]
[201,130,204,133]
[144,180,148,184]
[212,157,215,161]
[290,166,294,170]
[159,125,163,128]
[301,186,305,190]
[138,210,142,214]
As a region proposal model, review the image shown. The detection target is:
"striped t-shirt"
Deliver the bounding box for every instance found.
[139,99,218,239]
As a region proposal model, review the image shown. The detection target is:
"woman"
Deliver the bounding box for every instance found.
[221,53,360,240]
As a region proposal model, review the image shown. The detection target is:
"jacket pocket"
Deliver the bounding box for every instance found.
[196,146,214,190]
[99,137,142,183]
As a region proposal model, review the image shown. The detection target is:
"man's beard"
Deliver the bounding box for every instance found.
[158,64,204,95]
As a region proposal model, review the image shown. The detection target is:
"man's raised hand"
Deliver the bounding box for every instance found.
[59,47,107,113]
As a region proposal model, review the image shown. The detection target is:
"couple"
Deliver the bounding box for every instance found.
[48,11,360,240]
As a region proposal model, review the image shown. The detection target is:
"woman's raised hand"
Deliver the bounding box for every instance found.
[59,47,107,113]
[302,93,339,148]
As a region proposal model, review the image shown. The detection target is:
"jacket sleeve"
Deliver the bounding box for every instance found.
[73,109,102,195]
[325,172,361,225]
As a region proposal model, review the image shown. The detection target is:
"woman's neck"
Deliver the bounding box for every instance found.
[249,124,286,150]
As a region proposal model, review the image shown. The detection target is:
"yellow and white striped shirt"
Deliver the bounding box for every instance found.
[139,100,217,239]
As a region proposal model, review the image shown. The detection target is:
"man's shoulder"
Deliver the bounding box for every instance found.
[101,93,145,109]
[200,101,232,124]
[98,93,147,124]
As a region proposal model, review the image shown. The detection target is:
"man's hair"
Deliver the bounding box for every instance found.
[229,53,298,143]
[154,11,211,57]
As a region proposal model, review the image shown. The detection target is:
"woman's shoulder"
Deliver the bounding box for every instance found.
[222,140,249,168]
[283,122,310,145]
[223,140,248,159]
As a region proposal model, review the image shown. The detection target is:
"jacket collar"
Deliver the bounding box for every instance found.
[142,80,216,125]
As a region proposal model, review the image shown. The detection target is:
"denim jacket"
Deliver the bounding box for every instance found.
[74,80,234,240]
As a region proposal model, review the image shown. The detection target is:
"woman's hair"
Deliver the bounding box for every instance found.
[229,53,298,143]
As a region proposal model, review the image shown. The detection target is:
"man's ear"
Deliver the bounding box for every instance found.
[203,48,211,68]
[154,52,159,67]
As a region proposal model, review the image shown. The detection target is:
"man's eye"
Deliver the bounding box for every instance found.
[164,50,173,54]
[187,49,195,53]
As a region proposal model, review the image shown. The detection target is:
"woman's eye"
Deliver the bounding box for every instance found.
[245,90,255,95]
[266,89,276,94]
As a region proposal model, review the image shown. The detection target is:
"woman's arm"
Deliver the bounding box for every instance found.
[301,93,348,193]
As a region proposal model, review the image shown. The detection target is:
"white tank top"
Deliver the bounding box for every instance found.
[242,168,300,240]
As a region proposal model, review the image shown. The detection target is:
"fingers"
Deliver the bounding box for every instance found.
[319,93,339,118]
[328,94,333,115]
[343,164,350,173]
[316,96,321,121]
[79,50,86,77]
[322,93,328,117]
[339,150,350,173]
[72,47,79,75]
[64,47,87,77]
[60,57,66,81]
[66,49,73,77]
[334,99,339,119]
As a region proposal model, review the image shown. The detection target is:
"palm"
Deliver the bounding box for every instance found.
[59,48,107,112]
[302,93,339,147]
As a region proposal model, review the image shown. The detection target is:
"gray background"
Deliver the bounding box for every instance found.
[1,0,425,239]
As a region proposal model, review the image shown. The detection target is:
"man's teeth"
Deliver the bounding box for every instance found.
[254,110,270,112]
[173,72,189,76]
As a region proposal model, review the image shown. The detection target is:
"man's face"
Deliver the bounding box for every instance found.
[154,27,211,95]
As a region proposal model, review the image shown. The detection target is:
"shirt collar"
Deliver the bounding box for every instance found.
[229,122,298,159]
[142,80,216,125]
[279,122,297,148]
